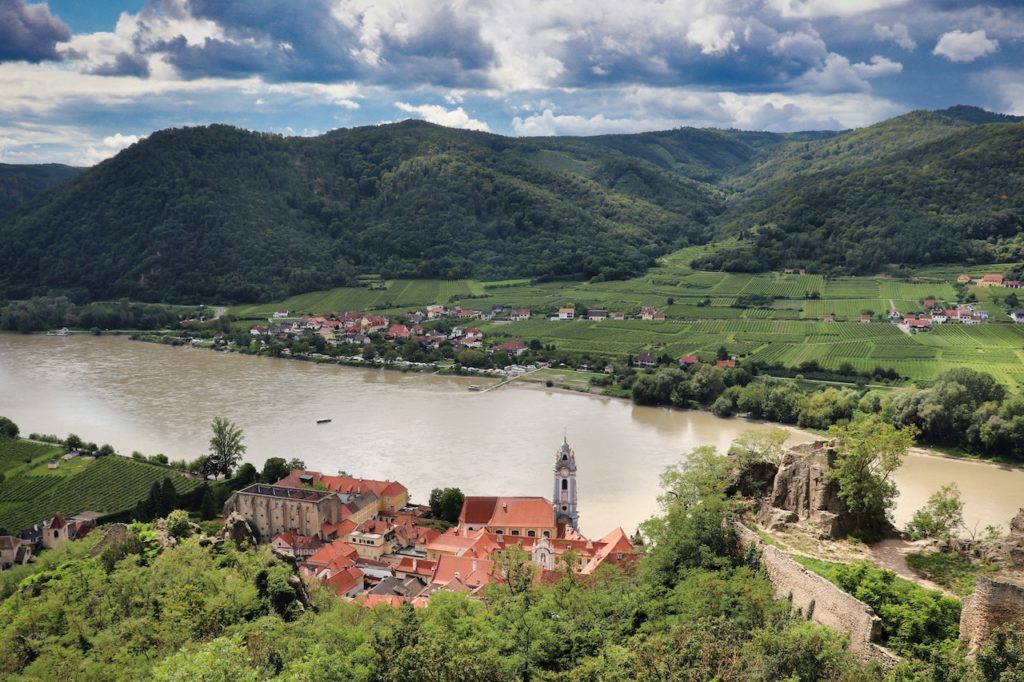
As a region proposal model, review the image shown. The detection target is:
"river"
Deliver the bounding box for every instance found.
[1,334,1021,537]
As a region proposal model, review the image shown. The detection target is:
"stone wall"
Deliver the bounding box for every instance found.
[87,523,128,557]
[735,523,900,669]
[960,576,1024,652]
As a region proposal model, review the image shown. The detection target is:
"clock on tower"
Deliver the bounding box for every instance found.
[553,437,579,532]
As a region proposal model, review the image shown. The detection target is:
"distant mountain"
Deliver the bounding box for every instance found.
[0,163,83,219]
[699,107,1024,273]
[0,106,1021,303]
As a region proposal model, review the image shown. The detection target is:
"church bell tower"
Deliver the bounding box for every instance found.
[553,438,579,532]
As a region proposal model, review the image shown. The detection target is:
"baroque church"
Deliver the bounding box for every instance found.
[552,438,579,532]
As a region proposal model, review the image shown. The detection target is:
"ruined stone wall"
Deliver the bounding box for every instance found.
[735,523,900,669]
[960,576,1024,652]
[86,523,128,557]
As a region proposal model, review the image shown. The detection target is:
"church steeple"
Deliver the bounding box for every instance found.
[553,437,579,532]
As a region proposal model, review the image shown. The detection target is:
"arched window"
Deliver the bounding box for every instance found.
[527,530,535,537]
[561,479,568,490]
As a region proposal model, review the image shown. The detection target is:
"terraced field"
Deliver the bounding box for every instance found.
[229,245,1024,387]
[0,454,202,533]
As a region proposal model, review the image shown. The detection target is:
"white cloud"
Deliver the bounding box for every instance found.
[873,23,916,51]
[510,87,905,135]
[685,15,739,56]
[78,133,141,165]
[851,55,902,78]
[767,0,909,19]
[394,102,490,131]
[933,30,999,63]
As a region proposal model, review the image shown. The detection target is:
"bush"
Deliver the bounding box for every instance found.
[165,510,193,540]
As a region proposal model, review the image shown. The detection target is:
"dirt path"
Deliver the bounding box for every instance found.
[870,538,950,594]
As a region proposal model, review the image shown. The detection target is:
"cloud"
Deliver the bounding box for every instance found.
[933,29,999,62]
[851,55,902,78]
[0,0,71,62]
[873,22,916,51]
[78,132,141,165]
[89,52,151,77]
[394,102,490,131]
[767,0,910,19]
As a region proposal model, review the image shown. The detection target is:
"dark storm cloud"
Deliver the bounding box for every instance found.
[0,0,71,62]
[89,51,150,77]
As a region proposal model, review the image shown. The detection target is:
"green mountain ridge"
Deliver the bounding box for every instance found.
[1,106,1022,303]
[0,163,83,220]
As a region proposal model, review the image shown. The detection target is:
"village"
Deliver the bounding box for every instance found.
[1,439,638,607]
[220,438,638,606]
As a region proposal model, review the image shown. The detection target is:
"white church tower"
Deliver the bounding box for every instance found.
[553,437,579,532]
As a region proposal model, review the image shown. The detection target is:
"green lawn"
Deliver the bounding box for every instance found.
[0,439,63,476]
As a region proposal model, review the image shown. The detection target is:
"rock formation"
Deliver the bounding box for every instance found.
[753,441,856,539]
[221,511,260,548]
[960,575,1024,652]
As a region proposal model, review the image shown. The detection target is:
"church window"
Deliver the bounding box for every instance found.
[561,505,567,511]
[561,479,568,490]
[527,530,535,537]
[543,531,550,538]
[511,530,520,536]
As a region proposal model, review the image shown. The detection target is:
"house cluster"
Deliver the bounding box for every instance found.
[958,274,1022,288]
[553,306,665,322]
[886,300,992,331]
[253,309,490,352]
[782,267,809,275]
[0,511,102,572]
[223,439,637,607]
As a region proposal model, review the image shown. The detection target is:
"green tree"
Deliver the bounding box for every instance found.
[208,417,246,479]
[65,433,83,450]
[260,457,290,483]
[906,483,965,543]
[428,487,465,524]
[0,416,18,439]
[199,485,218,521]
[159,477,178,517]
[729,427,788,466]
[828,417,918,535]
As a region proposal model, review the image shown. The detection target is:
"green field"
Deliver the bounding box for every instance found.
[227,246,1024,388]
[0,439,62,476]
[0,447,202,533]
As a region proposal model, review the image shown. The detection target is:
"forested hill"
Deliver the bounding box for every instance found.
[1,106,1022,303]
[0,163,82,219]
[0,122,755,303]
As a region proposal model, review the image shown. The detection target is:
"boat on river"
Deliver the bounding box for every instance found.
[467,385,480,392]
[316,418,332,424]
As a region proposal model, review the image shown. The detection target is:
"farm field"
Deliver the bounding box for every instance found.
[227,246,1024,387]
[0,450,202,533]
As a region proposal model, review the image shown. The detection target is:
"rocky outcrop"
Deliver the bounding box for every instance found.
[953,509,1024,569]
[755,441,855,539]
[221,511,259,548]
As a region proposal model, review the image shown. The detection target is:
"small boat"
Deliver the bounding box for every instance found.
[467,385,480,392]
[316,418,332,424]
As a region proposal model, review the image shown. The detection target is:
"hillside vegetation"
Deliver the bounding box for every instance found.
[0,163,82,219]
[1,106,1023,303]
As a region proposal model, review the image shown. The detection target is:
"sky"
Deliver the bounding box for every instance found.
[2,0,1024,165]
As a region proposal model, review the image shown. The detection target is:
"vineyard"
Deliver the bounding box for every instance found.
[226,243,1024,387]
[0,455,202,533]
[0,439,61,476]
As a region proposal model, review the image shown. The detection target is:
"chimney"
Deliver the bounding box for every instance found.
[502,502,508,512]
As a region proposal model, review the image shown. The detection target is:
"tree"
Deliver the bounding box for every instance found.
[65,433,83,450]
[428,487,465,524]
[906,483,965,543]
[260,457,290,483]
[159,477,178,517]
[828,417,918,535]
[730,427,788,466]
[208,417,246,479]
[0,416,18,439]
[199,485,218,521]
[234,462,258,486]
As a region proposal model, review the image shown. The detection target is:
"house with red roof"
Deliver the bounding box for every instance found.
[276,470,409,516]
[716,359,736,368]
[271,531,323,559]
[498,339,527,357]
[385,323,410,340]
[325,563,365,598]
[431,554,498,593]
[678,354,699,366]
[42,513,70,550]
[557,307,575,320]
[510,308,531,321]
[979,274,1004,288]
[957,274,972,284]
[457,497,557,539]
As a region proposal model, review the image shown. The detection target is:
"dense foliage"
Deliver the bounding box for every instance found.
[0,296,191,332]
[2,106,1020,304]
[0,163,82,219]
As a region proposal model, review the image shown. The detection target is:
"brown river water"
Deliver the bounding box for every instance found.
[1,334,1021,537]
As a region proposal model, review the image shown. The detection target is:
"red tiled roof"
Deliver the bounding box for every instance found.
[488,497,555,529]
[48,513,66,531]
[306,539,359,567]
[679,355,698,364]
[982,274,1004,283]
[716,360,736,368]
[325,564,364,596]
[431,554,497,590]
[459,496,498,526]
[276,470,408,499]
